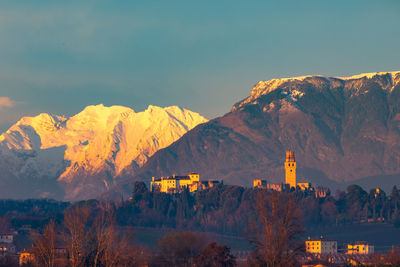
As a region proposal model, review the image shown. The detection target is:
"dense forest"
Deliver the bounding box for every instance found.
[116,182,400,234]
[1,183,400,235]
[2,184,400,266]
[0,199,69,230]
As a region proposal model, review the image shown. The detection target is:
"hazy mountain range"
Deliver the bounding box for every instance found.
[0,104,207,200]
[112,71,400,197]
[2,71,400,201]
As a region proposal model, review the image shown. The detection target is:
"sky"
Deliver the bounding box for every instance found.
[0,0,399,132]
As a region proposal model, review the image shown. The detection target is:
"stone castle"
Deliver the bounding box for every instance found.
[253,150,327,196]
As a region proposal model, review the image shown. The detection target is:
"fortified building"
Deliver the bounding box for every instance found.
[150,173,221,193]
[284,150,297,188]
[254,150,326,194]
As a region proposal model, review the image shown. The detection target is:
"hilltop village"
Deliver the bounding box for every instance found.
[149,150,329,198]
[252,150,328,198]
[145,151,384,266]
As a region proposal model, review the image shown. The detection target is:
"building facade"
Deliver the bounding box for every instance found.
[306,237,338,255]
[253,179,267,188]
[297,182,311,190]
[19,252,34,266]
[285,150,297,188]
[0,233,13,244]
[253,150,315,192]
[346,242,374,255]
[150,173,220,193]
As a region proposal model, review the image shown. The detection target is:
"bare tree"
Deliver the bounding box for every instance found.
[63,205,90,267]
[91,205,113,267]
[194,242,236,267]
[101,225,136,267]
[91,204,137,267]
[0,216,11,234]
[156,231,206,267]
[385,246,400,266]
[115,228,138,267]
[249,192,304,267]
[31,220,57,267]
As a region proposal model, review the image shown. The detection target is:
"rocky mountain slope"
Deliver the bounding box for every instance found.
[0,105,207,200]
[114,71,400,196]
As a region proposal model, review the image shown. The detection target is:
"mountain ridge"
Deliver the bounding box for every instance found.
[111,71,400,198]
[0,104,207,200]
[233,71,400,111]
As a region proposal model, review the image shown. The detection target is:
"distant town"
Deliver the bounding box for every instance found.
[142,151,387,266]
[0,150,399,266]
[148,150,328,196]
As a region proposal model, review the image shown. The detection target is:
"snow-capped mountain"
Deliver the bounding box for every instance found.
[113,71,400,196]
[233,71,400,110]
[0,104,207,200]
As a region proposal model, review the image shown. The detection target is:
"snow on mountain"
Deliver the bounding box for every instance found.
[234,71,400,111]
[115,71,400,199]
[0,104,207,200]
[335,71,400,81]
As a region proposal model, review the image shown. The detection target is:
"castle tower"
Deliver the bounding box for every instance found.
[285,150,296,188]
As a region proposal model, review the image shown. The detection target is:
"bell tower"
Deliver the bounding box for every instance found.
[285,150,296,188]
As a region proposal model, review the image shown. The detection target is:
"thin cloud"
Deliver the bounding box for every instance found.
[0,97,15,110]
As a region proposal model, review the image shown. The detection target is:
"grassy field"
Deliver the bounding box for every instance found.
[133,223,400,253]
[133,227,251,250]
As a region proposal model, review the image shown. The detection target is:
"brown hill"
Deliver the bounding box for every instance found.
[114,72,400,197]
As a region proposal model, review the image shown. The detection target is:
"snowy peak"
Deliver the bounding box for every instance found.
[67,104,135,132]
[124,71,400,201]
[335,71,400,81]
[233,71,400,111]
[0,104,207,200]
[0,113,66,150]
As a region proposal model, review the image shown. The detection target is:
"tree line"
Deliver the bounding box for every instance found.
[2,183,400,235]
[12,202,238,267]
[24,188,400,267]
[116,183,400,233]
[17,191,301,267]
[2,184,400,266]
[1,184,400,235]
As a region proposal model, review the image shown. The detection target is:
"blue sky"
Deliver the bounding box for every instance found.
[0,0,399,131]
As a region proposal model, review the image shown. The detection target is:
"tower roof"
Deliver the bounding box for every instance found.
[286,150,295,162]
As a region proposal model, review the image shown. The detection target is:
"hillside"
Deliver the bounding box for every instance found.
[114,71,400,196]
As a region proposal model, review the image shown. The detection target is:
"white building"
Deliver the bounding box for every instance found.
[0,234,13,244]
[306,236,337,255]
[346,242,374,255]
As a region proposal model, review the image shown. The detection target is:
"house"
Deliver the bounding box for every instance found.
[346,241,374,255]
[314,187,329,198]
[197,180,221,191]
[150,173,221,193]
[0,233,14,244]
[253,179,267,188]
[150,173,199,193]
[0,243,16,254]
[19,252,34,265]
[266,183,288,192]
[297,182,312,190]
[18,246,67,266]
[305,237,337,255]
